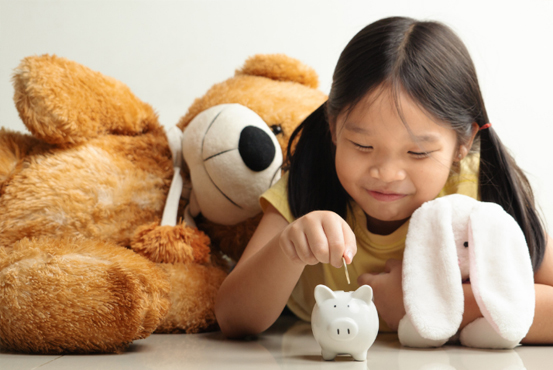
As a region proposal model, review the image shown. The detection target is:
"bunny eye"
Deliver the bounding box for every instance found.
[464,241,469,248]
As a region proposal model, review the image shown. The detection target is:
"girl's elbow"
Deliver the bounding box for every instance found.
[215,309,263,339]
[215,301,273,339]
[215,296,260,339]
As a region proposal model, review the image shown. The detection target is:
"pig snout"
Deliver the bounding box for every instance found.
[329,318,359,341]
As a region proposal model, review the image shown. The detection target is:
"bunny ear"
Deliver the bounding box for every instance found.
[403,198,464,341]
[468,203,535,342]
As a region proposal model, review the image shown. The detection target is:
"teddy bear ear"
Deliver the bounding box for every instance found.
[235,54,319,89]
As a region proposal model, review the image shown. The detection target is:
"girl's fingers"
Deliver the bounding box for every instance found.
[321,216,346,268]
[357,272,375,286]
[342,220,357,264]
[279,233,301,264]
[303,220,330,264]
[289,223,319,265]
[384,258,401,272]
[279,211,357,267]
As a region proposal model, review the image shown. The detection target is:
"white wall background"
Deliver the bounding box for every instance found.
[1,0,552,229]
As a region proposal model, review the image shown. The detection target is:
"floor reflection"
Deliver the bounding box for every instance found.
[262,318,529,370]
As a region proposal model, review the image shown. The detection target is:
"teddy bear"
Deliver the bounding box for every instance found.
[0,54,224,354]
[169,54,328,262]
[0,53,326,354]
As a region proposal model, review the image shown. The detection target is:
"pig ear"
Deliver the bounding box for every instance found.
[468,202,535,342]
[352,285,373,304]
[314,285,335,304]
[403,197,464,341]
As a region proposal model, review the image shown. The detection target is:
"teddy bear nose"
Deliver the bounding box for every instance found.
[238,126,276,172]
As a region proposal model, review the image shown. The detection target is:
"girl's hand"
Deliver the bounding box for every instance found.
[357,259,405,330]
[279,211,357,268]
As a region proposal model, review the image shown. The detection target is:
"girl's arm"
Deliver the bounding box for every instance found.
[215,205,301,338]
[215,204,356,338]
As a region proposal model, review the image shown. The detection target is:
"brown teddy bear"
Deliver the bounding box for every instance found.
[0,54,326,354]
[171,54,327,262]
[0,54,222,354]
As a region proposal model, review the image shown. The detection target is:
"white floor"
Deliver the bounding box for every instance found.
[1,316,551,370]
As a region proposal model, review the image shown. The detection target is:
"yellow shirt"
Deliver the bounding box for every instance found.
[259,154,480,331]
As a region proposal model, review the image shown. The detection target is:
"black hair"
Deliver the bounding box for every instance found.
[285,16,546,270]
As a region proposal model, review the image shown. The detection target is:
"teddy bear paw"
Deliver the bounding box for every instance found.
[131,221,211,264]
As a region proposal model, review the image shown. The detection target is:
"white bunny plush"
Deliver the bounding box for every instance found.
[398,194,535,349]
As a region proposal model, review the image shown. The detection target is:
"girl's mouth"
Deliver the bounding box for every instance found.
[368,190,406,202]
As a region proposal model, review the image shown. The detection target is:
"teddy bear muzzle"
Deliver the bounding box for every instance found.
[182,103,283,226]
[238,125,276,172]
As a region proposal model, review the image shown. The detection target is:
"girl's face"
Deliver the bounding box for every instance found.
[333,87,463,234]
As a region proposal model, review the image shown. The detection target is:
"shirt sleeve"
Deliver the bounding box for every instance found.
[259,172,295,223]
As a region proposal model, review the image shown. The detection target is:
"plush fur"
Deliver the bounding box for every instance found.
[132,222,211,264]
[0,55,219,353]
[177,54,327,261]
[155,262,227,334]
[0,53,326,353]
[399,194,535,349]
[0,237,170,354]
[1,55,173,248]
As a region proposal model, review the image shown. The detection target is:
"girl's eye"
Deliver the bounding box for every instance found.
[352,142,372,152]
[409,151,431,159]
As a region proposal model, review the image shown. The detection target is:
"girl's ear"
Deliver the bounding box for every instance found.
[456,122,479,161]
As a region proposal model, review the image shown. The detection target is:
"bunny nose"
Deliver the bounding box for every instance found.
[238,126,276,172]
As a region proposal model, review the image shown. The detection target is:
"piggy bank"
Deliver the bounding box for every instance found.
[311,284,379,361]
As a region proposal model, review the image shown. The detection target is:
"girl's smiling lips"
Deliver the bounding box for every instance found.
[367,190,406,202]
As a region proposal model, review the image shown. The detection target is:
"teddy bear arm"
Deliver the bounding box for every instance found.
[13,55,160,146]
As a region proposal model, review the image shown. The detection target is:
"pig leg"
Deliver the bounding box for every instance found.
[351,350,367,361]
[321,349,338,361]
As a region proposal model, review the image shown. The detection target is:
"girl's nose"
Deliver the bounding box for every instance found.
[369,161,406,183]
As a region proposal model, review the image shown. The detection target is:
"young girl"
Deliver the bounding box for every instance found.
[215,16,553,343]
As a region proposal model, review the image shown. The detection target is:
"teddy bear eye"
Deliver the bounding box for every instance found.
[270,124,283,135]
[464,241,469,248]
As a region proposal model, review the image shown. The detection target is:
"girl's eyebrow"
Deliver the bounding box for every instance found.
[411,134,440,143]
[344,122,370,134]
[344,122,440,143]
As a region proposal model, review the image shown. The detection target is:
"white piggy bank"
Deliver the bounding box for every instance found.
[311,284,379,361]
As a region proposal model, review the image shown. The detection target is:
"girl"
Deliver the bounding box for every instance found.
[215,16,553,343]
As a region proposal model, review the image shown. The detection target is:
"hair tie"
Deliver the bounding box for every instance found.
[479,123,492,131]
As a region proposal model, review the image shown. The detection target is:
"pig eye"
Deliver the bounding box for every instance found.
[464,241,469,248]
